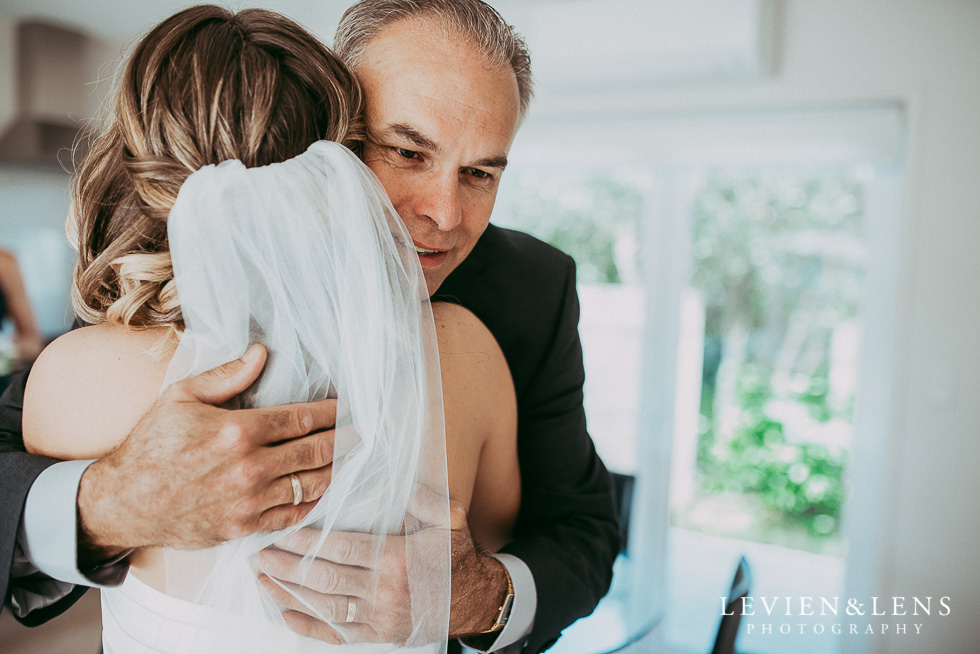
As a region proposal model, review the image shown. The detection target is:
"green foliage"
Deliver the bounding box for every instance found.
[690,167,867,543]
[798,363,835,423]
[503,172,645,284]
[691,168,867,343]
[505,165,868,547]
[698,367,848,539]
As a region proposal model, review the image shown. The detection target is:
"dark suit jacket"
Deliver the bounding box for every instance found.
[0,224,620,652]
[0,371,92,626]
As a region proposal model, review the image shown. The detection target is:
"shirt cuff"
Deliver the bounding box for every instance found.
[8,539,77,618]
[20,459,130,588]
[460,553,537,653]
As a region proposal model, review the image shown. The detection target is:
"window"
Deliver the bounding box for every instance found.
[663,166,871,654]
[497,107,903,654]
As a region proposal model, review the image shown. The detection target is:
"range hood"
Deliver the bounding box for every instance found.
[0,21,92,168]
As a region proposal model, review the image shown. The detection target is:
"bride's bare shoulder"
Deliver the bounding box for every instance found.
[431,303,505,375]
[23,324,174,459]
[431,301,515,435]
[431,304,519,549]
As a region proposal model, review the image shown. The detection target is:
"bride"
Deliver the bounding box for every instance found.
[22,5,518,653]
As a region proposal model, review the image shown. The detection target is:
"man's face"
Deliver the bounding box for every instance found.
[356,18,521,295]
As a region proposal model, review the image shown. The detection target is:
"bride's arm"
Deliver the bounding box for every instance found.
[433,303,519,553]
[23,325,172,459]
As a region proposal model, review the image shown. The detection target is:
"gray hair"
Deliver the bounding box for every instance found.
[335,0,533,119]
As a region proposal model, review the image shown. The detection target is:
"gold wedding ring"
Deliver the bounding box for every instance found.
[346,597,357,623]
[289,473,303,506]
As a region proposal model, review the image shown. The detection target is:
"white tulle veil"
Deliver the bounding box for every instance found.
[158,141,450,652]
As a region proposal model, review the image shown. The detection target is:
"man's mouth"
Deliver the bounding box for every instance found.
[413,242,449,269]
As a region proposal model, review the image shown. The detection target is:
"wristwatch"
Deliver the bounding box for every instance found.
[480,564,515,634]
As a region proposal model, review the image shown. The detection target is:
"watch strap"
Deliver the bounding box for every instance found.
[479,562,515,634]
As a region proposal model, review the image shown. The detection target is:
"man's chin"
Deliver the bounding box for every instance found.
[420,257,459,297]
[424,272,445,298]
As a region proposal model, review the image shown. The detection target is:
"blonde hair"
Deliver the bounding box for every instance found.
[334,0,533,119]
[70,5,364,331]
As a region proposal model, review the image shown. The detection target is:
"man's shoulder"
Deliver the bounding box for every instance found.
[439,224,576,309]
[475,224,575,280]
[436,226,579,393]
[451,225,576,308]
[438,225,576,315]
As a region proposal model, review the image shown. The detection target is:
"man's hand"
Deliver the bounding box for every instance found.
[77,345,339,564]
[256,501,510,644]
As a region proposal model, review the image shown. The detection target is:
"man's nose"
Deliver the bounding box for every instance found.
[415,172,462,231]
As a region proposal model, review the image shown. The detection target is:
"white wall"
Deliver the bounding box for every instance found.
[503,1,980,652]
[0,11,119,336]
[0,14,16,132]
[0,167,76,335]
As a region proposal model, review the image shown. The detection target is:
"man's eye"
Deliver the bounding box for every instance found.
[468,168,491,180]
[394,148,419,160]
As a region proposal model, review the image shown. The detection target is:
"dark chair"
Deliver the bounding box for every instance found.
[609,472,635,555]
[711,556,751,654]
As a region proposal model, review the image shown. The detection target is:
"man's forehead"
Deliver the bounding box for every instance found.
[365,70,518,140]
[359,17,508,90]
[363,16,481,62]
[357,17,521,154]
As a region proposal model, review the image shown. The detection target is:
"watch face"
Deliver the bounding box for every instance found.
[498,592,516,626]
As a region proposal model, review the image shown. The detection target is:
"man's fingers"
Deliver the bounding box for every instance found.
[405,483,455,530]
[280,610,346,645]
[271,430,336,477]
[448,500,467,531]
[175,344,267,405]
[254,399,338,445]
[280,611,381,645]
[257,548,374,597]
[265,466,332,509]
[258,575,373,625]
[274,528,379,568]
[257,501,318,533]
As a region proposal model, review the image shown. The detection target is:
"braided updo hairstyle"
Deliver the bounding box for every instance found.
[69,5,363,330]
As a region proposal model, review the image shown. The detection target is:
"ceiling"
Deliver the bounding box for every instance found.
[0,0,355,44]
[0,0,777,121]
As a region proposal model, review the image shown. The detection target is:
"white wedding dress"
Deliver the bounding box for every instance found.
[100,142,451,653]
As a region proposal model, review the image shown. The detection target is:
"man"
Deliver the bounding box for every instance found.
[0,1,619,652]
